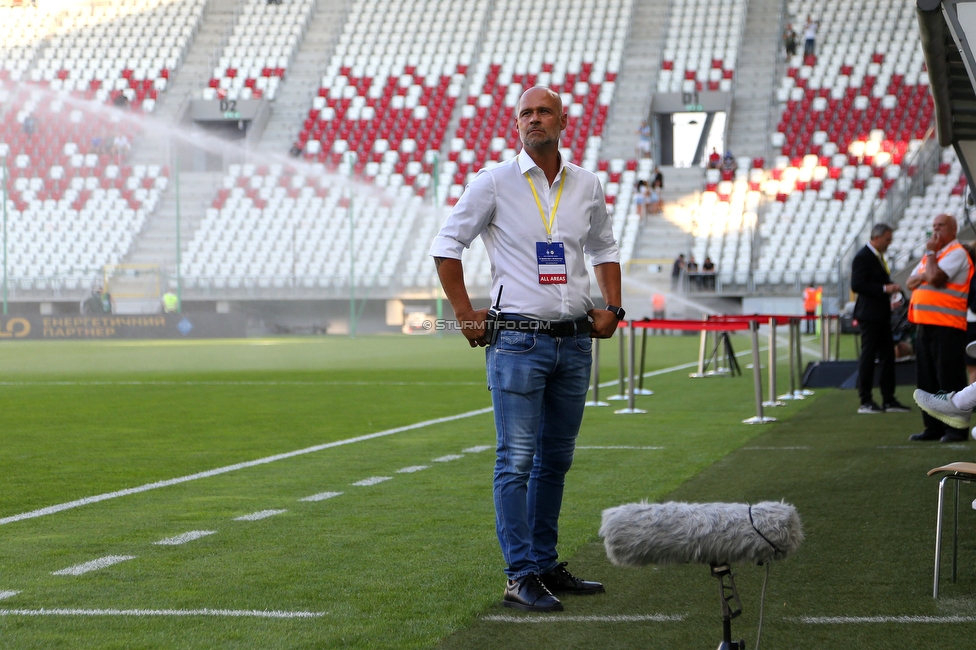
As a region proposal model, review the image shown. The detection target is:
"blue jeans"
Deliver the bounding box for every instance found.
[486,327,592,579]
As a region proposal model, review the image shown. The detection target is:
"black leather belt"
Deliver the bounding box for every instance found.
[498,316,592,337]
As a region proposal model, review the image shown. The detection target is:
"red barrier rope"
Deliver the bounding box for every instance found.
[624,319,750,332]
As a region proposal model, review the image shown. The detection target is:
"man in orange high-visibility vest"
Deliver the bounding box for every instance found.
[802,283,820,334]
[907,214,974,443]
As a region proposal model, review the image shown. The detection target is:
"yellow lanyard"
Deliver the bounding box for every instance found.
[525,170,565,244]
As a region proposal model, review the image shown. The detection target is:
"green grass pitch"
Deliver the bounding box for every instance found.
[1,334,975,648]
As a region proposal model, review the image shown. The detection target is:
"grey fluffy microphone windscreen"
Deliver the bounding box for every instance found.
[600,501,804,567]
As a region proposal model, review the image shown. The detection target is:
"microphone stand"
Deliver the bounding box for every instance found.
[710,564,745,650]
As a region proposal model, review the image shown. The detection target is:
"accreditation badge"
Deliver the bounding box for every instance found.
[537,241,567,284]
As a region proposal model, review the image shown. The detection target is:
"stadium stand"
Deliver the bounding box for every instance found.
[203,0,313,102]
[687,0,934,291]
[0,0,956,304]
[0,4,58,82]
[0,81,163,291]
[200,0,644,293]
[184,162,415,291]
[30,0,205,112]
[659,0,746,94]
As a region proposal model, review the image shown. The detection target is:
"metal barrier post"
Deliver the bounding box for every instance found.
[779,318,802,400]
[615,321,647,414]
[608,322,628,400]
[764,317,785,407]
[743,320,776,424]
[833,315,842,361]
[798,318,813,396]
[690,315,709,378]
[821,313,829,361]
[585,338,609,407]
[634,323,653,395]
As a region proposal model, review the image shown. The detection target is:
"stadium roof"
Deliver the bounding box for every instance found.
[918,0,976,193]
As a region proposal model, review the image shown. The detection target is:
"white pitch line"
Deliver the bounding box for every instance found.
[877,444,969,450]
[351,477,391,487]
[0,591,19,601]
[154,530,216,546]
[299,491,343,502]
[52,555,137,576]
[395,466,430,474]
[234,509,287,522]
[742,446,811,451]
[576,445,665,450]
[462,445,493,453]
[0,406,493,527]
[432,454,464,463]
[796,615,976,624]
[0,608,325,618]
[482,614,685,623]
[0,381,483,387]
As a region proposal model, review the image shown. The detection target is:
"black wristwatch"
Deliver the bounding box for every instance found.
[606,305,626,320]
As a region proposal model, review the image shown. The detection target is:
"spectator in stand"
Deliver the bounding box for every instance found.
[686,255,700,290]
[648,183,662,215]
[701,256,715,290]
[22,114,36,139]
[803,16,818,57]
[113,134,131,165]
[634,180,649,219]
[652,166,664,190]
[721,151,737,173]
[637,120,651,159]
[783,24,798,59]
[707,148,721,169]
[671,253,685,290]
[907,214,973,443]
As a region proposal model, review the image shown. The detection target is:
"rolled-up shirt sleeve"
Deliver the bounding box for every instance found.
[584,175,619,266]
[429,171,496,260]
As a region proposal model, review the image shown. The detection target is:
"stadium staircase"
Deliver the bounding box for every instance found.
[724,0,782,159]
[254,0,348,157]
[599,0,667,161]
[630,166,701,276]
[146,0,239,130]
[123,170,221,275]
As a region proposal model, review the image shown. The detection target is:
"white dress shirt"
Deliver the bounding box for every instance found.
[429,150,619,321]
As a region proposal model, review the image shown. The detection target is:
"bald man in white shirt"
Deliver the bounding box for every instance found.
[430,87,621,613]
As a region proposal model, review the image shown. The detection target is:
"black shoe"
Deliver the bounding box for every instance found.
[910,430,942,442]
[503,574,563,612]
[883,399,911,413]
[858,401,884,414]
[940,430,969,443]
[540,562,605,595]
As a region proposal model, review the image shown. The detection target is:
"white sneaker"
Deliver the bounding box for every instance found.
[913,389,972,429]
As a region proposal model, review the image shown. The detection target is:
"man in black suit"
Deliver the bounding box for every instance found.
[851,223,911,414]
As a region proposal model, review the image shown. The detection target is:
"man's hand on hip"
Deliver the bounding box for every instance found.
[588,309,619,339]
[456,308,489,347]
